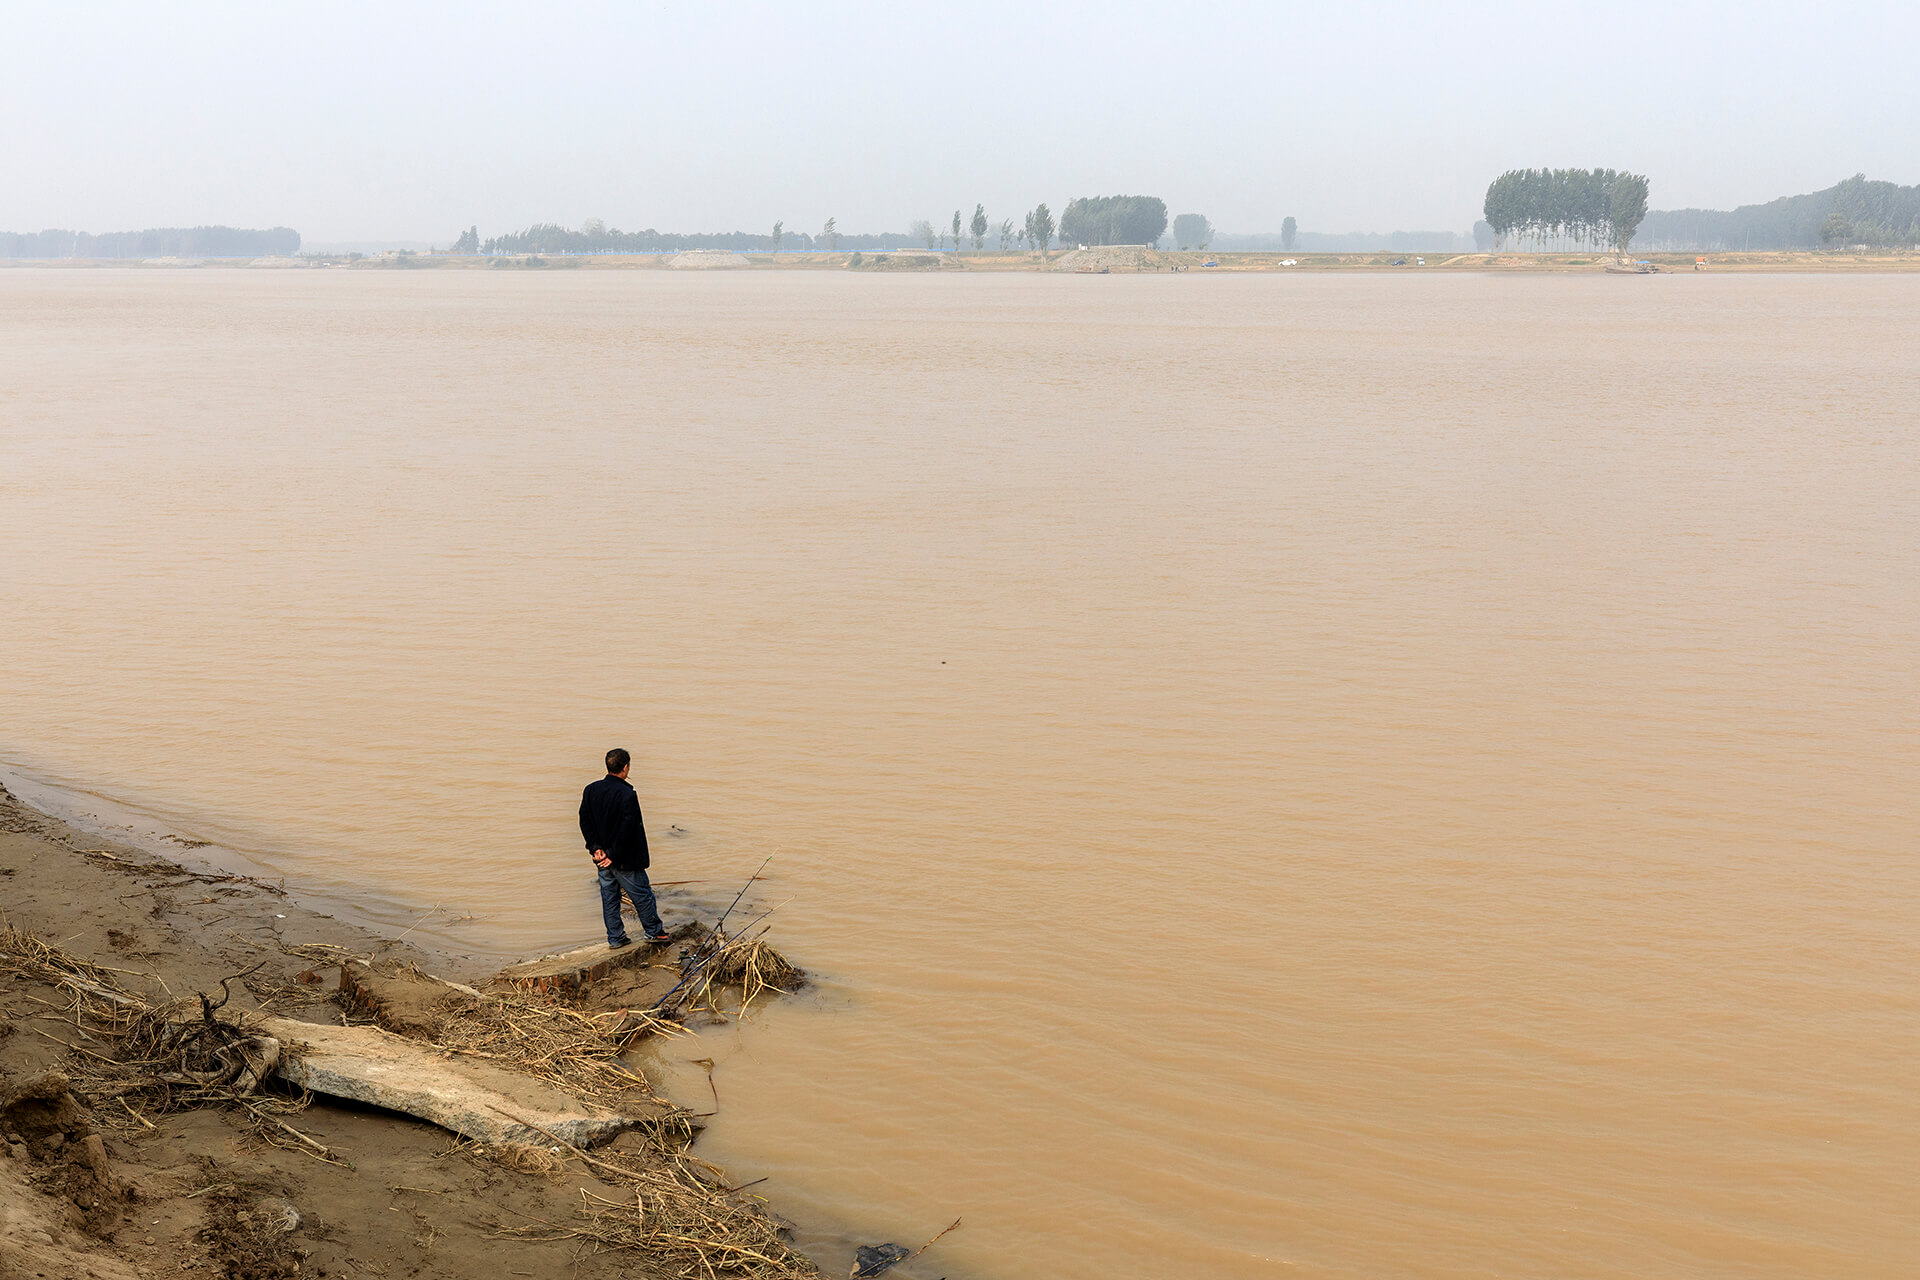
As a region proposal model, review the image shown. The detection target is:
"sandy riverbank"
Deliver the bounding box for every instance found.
[0,780,826,1280]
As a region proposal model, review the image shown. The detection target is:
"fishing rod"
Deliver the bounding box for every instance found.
[649,905,788,1016]
[711,855,772,940]
[647,858,775,1013]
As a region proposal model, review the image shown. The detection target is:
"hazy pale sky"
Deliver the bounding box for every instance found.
[4,0,1917,242]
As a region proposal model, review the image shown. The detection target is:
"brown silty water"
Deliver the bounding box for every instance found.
[2,269,1916,1278]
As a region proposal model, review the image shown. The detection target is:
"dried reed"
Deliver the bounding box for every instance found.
[703,934,805,1005]
[493,1137,815,1278]
[0,920,341,1162]
[6,916,814,1270]
[657,924,807,1019]
[420,984,675,1104]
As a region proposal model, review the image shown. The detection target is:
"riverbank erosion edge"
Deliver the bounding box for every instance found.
[0,779,817,1280]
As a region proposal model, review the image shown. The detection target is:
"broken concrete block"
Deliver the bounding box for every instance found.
[490,937,671,997]
[337,959,485,1039]
[263,1016,635,1149]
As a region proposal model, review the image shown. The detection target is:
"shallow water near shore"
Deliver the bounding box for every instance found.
[4,269,1918,1278]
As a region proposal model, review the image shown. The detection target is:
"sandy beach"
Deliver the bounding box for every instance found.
[0,780,820,1280]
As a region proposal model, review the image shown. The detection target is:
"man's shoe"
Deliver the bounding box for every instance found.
[645,932,672,945]
[609,937,633,949]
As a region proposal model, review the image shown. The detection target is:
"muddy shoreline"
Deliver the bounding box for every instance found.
[0,779,833,1279]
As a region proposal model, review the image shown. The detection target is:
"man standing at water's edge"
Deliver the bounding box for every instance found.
[579,747,671,947]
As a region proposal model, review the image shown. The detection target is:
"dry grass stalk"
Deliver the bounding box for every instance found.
[0,919,129,995]
[600,1004,685,1047]
[425,986,671,1105]
[277,940,360,964]
[484,1141,567,1177]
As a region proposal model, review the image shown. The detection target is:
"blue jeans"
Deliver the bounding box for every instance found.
[597,863,663,943]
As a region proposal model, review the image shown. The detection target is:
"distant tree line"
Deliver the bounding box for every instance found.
[902,202,1053,252]
[0,225,300,258]
[1637,174,1920,251]
[478,194,1172,260]
[1483,169,1649,253]
[476,222,928,254]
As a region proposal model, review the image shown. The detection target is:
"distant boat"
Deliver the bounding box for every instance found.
[1605,260,1662,274]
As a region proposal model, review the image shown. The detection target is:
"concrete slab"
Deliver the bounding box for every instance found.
[263,1016,635,1149]
[490,936,674,997]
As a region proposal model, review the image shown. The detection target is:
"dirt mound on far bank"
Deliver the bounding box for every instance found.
[667,250,750,269]
[852,251,954,271]
[1052,245,1175,272]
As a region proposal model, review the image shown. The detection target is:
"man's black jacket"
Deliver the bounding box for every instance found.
[579,775,650,870]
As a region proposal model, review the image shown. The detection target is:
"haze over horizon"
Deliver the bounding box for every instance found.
[4,0,1918,243]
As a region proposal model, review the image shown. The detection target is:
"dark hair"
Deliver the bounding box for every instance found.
[605,748,631,774]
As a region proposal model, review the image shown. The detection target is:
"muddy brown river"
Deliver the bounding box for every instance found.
[3,268,1916,1277]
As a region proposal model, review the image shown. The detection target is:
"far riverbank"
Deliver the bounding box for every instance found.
[7,248,1920,273]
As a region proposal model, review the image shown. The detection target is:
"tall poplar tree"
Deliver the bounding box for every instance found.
[1025,204,1054,253]
[1609,175,1649,253]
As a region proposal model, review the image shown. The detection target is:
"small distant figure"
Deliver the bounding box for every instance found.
[1696,257,1707,271]
[579,748,669,948]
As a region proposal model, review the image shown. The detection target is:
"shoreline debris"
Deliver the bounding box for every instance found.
[852,1217,963,1276]
[2,850,819,1278]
